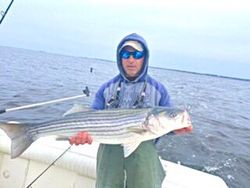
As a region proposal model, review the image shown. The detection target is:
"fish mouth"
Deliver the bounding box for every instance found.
[182,111,192,127]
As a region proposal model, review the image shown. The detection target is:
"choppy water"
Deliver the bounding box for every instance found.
[0,46,249,188]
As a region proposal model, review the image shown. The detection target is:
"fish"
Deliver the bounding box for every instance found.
[0,106,192,159]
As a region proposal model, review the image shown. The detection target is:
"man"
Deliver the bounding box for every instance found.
[70,33,192,188]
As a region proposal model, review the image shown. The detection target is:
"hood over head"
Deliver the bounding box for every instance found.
[116,33,149,82]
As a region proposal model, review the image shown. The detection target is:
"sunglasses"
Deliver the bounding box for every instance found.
[120,50,144,59]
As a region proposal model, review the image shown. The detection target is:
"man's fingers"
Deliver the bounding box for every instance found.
[69,131,93,145]
[69,137,75,145]
[87,136,93,144]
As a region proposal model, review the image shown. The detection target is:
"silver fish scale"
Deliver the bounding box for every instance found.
[31,108,149,128]
[28,108,151,142]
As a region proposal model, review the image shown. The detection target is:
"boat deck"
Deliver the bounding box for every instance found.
[0,130,228,188]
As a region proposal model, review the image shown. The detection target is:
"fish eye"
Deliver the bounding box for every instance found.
[169,112,177,118]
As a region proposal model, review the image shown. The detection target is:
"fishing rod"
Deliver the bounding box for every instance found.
[0,86,90,114]
[0,88,90,186]
[26,145,72,188]
[0,0,14,25]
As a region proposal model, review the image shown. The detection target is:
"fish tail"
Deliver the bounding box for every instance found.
[0,121,34,159]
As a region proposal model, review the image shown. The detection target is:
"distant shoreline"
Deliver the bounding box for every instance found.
[150,66,250,82]
[1,45,249,82]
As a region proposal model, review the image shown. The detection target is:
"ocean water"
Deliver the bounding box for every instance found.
[0,46,249,188]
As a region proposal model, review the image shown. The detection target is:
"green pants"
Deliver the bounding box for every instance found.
[96,141,165,188]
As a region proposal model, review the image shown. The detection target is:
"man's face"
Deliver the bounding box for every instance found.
[121,46,144,79]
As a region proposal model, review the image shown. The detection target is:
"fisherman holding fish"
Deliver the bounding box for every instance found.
[70,33,193,188]
[0,33,193,187]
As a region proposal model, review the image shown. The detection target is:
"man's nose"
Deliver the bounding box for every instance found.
[128,55,135,62]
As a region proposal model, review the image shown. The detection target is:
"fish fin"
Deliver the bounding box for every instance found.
[123,141,141,158]
[56,135,69,141]
[126,127,147,134]
[0,121,34,159]
[63,104,91,116]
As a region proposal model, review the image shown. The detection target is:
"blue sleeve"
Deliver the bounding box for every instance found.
[159,84,172,107]
[147,76,172,107]
[91,85,106,110]
[155,83,174,144]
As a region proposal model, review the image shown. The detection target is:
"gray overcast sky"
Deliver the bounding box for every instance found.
[1,0,250,79]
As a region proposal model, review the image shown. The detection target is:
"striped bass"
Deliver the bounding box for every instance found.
[0,106,192,159]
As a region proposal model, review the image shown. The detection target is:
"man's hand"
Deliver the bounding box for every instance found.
[69,131,93,145]
[174,125,193,134]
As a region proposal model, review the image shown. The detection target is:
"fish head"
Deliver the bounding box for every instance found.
[145,107,192,135]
